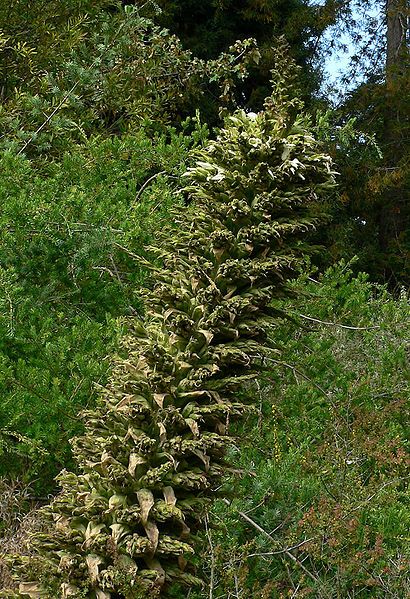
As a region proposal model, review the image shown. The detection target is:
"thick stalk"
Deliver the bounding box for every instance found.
[386,0,408,83]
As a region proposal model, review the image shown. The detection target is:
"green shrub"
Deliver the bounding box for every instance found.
[0,4,259,159]
[0,122,207,493]
[184,263,409,598]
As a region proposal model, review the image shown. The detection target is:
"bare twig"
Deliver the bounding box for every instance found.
[222,499,319,584]
[246,537,315,558]
[113,242,143,261]
[17,79,83,156]
[109,255,123,285]
[132,170,166,207]
[10,379,78,422]
[266,358,332,401]
[297,313,380,331]
[92,266,125,282]
[67,378,85,404]
[5,223,124,235]
[233,572,240,598]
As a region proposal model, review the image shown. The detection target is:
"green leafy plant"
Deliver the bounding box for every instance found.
[6,78,334,597]
[0,122,208,492]
[182,263,409,598]
[0,4,260,159]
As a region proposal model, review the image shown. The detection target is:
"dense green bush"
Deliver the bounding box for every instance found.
[0,121,208,492]
[179,262,409,597]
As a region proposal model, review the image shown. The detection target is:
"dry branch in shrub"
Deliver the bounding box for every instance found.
[0,480,45,591]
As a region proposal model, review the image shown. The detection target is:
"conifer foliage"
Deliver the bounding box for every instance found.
[9,95,334,598]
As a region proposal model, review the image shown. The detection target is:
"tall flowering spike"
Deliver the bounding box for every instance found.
[9,101,335,598]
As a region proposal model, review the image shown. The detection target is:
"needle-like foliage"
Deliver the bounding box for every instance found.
[8,84,335,598]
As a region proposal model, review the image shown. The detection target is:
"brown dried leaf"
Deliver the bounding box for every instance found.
[144,520,159,553]
[178,555,188,571]
[85,522,106,546]
[163,486,177,506]
[153,393,166,408]
[180,521,191,539]
[192,449,210,472]
[18,583,44,598]
[213,247,225,260]
[198,329,214,345]
[137,489,155,525]
[128,453,146,476]
[158,422,167,442]
[61,584,80,598]
[186,418,200,437]
[216,421,227,434]
[86,554,104,584]
[55,515,69,531]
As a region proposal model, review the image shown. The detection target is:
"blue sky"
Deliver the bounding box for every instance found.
[311,0,382,96]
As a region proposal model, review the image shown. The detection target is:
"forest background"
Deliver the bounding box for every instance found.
[0,0,408,597]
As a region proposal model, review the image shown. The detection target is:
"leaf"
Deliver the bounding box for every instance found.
[158,422,167,442]
[86,554,104,584]
[163,486,177,506]
[55,515,70,531]
[281,144,291,160]
[192,449,210,471]
[129,453,146,476]
[153,393,166,408]
[108,494,127,511]
[137,489,155,525]
[213,247,225,260]
[180,520,191,539]
[186,418,200,437]
[144,557,165,586]
[178,555,188,571]
[61,584,80,598]
[18,583,43,598]
[144,520,159,553]
[110,523,129,544]
[198,329,214,345]
[85,522,106,547]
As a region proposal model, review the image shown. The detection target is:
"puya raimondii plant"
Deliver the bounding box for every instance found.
[7,69,335,599]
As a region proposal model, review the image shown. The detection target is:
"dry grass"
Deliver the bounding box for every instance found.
[0,479,43,591]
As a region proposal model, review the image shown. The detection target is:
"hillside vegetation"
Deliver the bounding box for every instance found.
[0,1,408,598]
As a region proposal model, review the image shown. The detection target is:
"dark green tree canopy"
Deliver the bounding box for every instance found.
[142,0,328,108]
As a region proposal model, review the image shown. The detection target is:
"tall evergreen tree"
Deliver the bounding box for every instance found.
[317,0,409,283]
[378,0,409,279]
